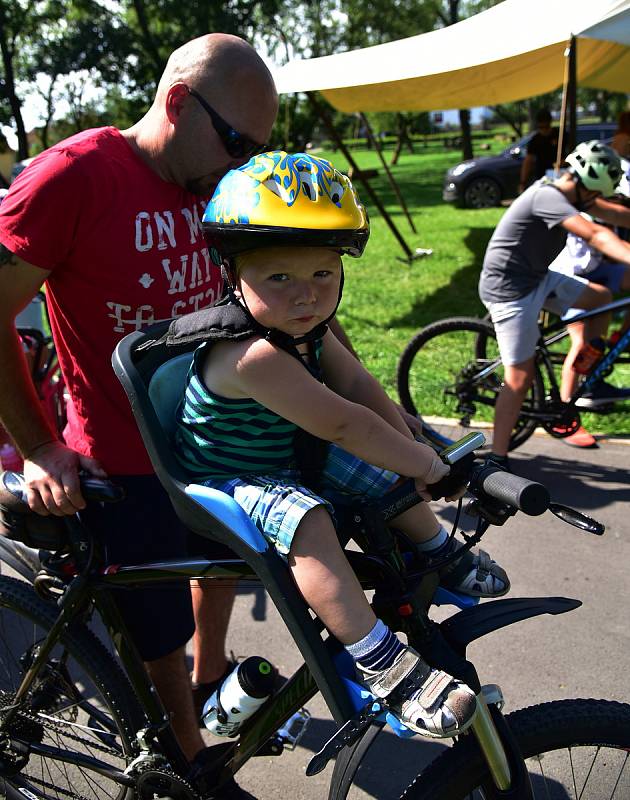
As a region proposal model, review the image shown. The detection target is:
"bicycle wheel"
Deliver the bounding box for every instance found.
[397,317,545,452]
[401,699,630,799]
[0,575,143,799]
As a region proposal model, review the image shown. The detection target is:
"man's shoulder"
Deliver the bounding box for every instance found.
[532,181,578,216]
[47,127,125,166]
[14,128,124,188]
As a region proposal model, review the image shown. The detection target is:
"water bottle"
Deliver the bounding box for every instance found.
[572,337,605,375]
[201,656,276,737]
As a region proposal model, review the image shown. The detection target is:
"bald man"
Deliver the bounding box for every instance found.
[0,34,278,798]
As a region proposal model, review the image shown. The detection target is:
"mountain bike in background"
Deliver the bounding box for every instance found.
[397,298,630,453]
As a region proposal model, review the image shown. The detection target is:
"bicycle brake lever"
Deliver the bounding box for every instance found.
[548,502,605,535]
[306,699,385,776]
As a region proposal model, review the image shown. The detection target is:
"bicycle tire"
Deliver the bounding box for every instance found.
[400,698,630,799]
[0,575,144,800]
[397,317,545,452]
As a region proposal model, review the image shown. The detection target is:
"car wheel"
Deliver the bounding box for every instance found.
[463,177,501,208]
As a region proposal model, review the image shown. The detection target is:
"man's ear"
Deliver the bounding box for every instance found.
[165,83,190,124]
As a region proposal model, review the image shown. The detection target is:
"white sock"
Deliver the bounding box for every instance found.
[415,525,449,553]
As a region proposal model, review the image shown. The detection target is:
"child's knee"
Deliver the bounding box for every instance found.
[290,505,336,551]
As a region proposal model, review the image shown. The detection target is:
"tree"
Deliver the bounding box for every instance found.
[490,102,528,138]
[122,0,285,99]
[0,0,47,158]
[1,0,129,156]
[578,88,628,124]
[429,0,503,161]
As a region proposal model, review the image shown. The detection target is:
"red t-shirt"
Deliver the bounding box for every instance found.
[0,127,223,474]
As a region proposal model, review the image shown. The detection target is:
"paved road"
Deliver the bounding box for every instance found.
[208,433,630,799]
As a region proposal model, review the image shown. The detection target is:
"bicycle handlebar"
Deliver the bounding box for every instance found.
[0,471,125,513]
[379,457,550,522]
[469,463,549,516]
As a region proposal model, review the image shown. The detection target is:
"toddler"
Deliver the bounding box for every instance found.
[175,152,509,738]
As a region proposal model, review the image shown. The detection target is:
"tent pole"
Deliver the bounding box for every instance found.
[556,38,572,171]
[307,92,425,264]
[568,36,577,152]
[359,112,417,233]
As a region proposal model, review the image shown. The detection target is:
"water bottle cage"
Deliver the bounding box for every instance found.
[215,688,230,725]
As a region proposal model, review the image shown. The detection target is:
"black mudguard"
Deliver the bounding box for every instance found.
[440,596,581,653]
[0,538,40,583]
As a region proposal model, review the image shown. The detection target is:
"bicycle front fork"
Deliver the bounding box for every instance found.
[471,685,534,799]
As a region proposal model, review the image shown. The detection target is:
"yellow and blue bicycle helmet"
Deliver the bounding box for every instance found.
[203,151,369,258]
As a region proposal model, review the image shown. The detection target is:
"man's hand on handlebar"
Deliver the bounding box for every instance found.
[23,440,107,516]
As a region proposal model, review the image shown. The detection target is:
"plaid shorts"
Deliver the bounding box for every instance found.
[203,445,401,557]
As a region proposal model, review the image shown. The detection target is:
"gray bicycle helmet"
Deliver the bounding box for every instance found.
[565,140,622,197]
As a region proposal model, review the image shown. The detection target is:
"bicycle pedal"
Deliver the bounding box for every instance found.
[276,708,311,751]
[256,709,312,757]
[306,699,385,776]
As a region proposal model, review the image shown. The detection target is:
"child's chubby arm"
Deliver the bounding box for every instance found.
[208,334,448,493]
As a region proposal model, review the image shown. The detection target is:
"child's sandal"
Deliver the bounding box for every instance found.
[441,547,510,597]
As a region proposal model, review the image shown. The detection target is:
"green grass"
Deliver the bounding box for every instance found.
[317,145,630,438]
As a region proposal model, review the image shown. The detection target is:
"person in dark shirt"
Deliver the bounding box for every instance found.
[519,108,560,192]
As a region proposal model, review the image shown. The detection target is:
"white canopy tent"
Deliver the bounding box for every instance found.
[272,0,630,113]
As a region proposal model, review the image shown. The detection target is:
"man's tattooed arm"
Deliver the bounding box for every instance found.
[0,244,18,268]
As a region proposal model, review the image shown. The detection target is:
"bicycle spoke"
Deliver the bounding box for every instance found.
[0,578,134,800]
[523,744,630,800]
[398,319,544,452]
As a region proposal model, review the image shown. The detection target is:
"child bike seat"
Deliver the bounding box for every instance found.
[112,320,357,721]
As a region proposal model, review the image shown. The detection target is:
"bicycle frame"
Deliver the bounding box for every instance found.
[4,551,317,789]
[1,508,583,800]
[421,296,630,442]
[538,295,630,403]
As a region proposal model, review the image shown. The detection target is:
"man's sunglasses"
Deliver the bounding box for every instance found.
[188,87,267,159]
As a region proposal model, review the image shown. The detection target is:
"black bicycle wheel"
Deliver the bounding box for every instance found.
[0,576,143,800]
[401,699,630,799]
[397,317,544,452]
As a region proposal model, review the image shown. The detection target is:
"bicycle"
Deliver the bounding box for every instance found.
[0,319,627,800]
[397,296,630,452]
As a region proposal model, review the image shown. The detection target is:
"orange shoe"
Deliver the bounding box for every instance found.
[558,425,598,448]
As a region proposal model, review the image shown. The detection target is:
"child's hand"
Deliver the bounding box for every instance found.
[414,453,450,502]
[426,453,475,503]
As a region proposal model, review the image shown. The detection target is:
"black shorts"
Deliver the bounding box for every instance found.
[82,474,235,661]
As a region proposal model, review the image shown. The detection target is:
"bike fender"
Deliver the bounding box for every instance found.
[0,538,40,582]
[440,596,581,652]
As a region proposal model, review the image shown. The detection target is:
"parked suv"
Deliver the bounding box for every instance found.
[443,123,617,209]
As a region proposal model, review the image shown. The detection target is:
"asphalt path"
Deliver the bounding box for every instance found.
[1,432,628,798]
[206,432,630,799]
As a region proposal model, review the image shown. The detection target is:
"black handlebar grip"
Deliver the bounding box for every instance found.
[475,465,549,516]
[0,471,125,511]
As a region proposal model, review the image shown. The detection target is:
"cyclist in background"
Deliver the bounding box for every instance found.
[0,33,277,797]
[479,141,630,469]
[548,201,630,447]
[174,152,510,739]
